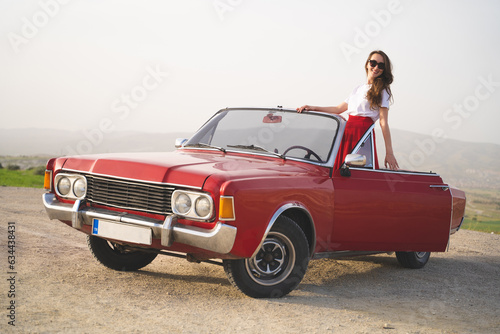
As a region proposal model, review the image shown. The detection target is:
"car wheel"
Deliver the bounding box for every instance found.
[395,251,430,269]
[87,235,157,271]
[223,216,309,298]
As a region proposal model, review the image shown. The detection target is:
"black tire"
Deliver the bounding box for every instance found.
[87,235,157,271]
[223,216,310,298]
[396,251,430,269]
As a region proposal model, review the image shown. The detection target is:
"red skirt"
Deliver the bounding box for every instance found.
[334,115,379,170]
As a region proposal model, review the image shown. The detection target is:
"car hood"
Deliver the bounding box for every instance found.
[60,150,328,189]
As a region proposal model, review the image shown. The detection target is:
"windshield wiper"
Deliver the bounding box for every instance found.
[227,144,285,159]
[184,143,226,152]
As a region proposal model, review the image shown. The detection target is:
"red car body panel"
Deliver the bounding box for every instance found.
[210,166,334,257]
[61,151,217,188]
[46,148,465,258]
[450,187,467,231]
[51,151,335,258]
[331,168,453,252]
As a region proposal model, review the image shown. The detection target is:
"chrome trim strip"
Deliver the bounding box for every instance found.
[42,193,237,254]
[447,188,454,250]
[350,123,376,170]
[351,123,376,155]
[251,203,316,258]
[313,250,384,260]
[451,217,464,234]
[179,147,225,154]
[349,167,441,177]
[59,169,203,190]
[371,128,375,169]
[284,156,330,167]
[430,185,450,191]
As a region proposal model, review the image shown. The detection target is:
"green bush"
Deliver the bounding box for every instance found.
[7,164,20,171]
[0,168,44,187]
[33,166,46,176]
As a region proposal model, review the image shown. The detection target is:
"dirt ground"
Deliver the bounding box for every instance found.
[1,187,499,334]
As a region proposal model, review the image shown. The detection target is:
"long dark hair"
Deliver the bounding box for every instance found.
[365,50,393,110]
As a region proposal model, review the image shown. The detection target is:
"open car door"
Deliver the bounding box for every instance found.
[331,127,452,252]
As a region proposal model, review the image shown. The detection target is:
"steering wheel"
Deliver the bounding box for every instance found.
[283,145,322,162]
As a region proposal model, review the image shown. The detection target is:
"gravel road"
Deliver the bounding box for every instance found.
[1,187,499,334]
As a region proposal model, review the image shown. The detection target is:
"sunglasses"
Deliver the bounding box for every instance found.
[368,59,385,70]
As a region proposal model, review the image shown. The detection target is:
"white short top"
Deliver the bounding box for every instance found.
[344,84,390,121]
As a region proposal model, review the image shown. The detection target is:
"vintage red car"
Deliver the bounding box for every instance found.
[42,107,466,298]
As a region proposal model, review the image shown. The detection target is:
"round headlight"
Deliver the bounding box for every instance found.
[195,197,211,217]
[57,177,71,196]
[73,178,86,198]
[175,193,191,214]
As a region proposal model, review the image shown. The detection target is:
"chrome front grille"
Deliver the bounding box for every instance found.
[85,175,174,215]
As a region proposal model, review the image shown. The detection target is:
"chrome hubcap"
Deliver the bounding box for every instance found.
[415,252,427,259]
[245,232,295,286]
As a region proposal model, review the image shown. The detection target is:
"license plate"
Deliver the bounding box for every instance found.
[92,218,152,245]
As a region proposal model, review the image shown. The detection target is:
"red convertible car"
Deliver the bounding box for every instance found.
[42,107,466,298]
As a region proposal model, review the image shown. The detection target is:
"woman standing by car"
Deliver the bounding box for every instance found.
[297,50,399,171]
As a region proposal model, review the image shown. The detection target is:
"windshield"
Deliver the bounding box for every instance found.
[185,109,339,163]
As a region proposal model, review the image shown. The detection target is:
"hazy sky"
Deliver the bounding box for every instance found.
[1,0,500,148]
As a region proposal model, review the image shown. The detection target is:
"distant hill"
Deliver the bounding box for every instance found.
[0,128,192,156]
[1,128,499,190]
[376,128,500,190]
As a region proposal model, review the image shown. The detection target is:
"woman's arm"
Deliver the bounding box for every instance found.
[297,102,348,114]
[379,107,399,170]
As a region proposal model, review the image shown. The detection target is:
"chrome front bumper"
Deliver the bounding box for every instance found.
[42,193,237,254]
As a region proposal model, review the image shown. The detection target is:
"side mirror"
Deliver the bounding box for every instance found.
[175,138,188,148]
[340,164,351,177]
[344,154,366,167]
